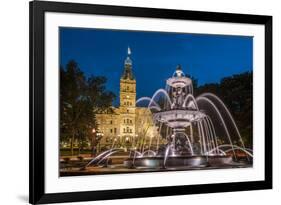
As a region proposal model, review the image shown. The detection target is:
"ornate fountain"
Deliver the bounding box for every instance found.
[83,65,252,171]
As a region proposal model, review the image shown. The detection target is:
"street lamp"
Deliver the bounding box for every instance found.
[91,128,96,157]
[96,132,103,153]
[132,134,138,149]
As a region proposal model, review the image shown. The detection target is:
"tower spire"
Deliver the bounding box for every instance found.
[122,46,134,80]
[125,46,132,65]
[128,46,131,55]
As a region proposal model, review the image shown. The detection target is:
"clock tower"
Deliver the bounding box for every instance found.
[119,47,136,145]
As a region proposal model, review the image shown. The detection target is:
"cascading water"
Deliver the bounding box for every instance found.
[83,65,252,170]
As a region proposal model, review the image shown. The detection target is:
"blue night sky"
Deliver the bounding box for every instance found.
[60,27,253,106]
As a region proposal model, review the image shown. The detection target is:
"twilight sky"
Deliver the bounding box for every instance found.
[60,27,253,106]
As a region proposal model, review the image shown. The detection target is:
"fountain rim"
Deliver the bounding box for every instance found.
[166,76,192,88]
[153,108,202,112]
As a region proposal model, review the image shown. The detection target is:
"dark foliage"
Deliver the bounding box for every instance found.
[195,71,253,147]
[60,60,116,155]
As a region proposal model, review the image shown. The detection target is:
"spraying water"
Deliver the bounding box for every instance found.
[84,65,252,170]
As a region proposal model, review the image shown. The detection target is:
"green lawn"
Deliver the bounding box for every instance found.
[60,149,92,156]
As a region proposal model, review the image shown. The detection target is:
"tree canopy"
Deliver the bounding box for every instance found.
[60,60,116,155]
[195,71,253,147]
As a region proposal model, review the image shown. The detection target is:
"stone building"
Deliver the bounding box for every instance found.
[96,48,158,151]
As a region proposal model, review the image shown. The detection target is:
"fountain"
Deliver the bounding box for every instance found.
[82,65,252,172]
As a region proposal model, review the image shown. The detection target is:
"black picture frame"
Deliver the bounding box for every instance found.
[29,1,272,204]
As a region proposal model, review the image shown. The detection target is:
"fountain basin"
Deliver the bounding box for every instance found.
[124,155,234,169]
[166,76,192,88]
[153,109,206,128]
[207,155,233,165]
[124,156,208,169]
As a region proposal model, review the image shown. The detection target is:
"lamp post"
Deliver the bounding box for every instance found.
[133,134,138,150]
[125,136,130,152]
[91,128,96,157]
[97,133,104,153]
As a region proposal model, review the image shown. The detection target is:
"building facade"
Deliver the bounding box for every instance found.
[96,48,158,151]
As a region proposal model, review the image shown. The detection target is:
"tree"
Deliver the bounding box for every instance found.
[60,60,116,156]
[195,71,253,148]
[186,74,198,91]
[220,72,253,148]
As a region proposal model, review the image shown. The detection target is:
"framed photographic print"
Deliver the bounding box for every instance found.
[29,0,272,204]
